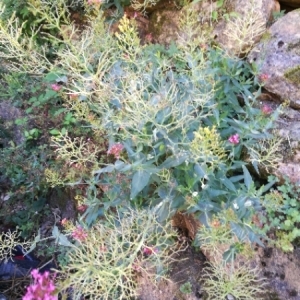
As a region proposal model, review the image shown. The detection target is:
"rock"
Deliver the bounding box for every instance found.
[253,95,300,184]
[275,105,300,183]
[148,8,181,45]
[132,0,178,14]
[248,10,300,109]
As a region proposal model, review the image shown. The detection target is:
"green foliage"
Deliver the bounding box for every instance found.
[271,9,286,23]
[0,144,52,237]
[0,230,30,260]
[0,0,83,46]
[262,176,300,252]
[55,209,179,299]
[203,261,265,300]
[179,281,193,294]
[0,0,284,279]
[16,12,279,243]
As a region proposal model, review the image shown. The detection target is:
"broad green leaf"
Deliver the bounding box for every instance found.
[242,165,252,190]
[221,177,236,192]
[94,165,115,175]
[159,154,188,169]
[25,230,41,255]
[52,225,60,238]
[58,234,74,247]
[223,245,237,263]
[49,129,61,135]
[130,170,151,199]
[194,164,206,178]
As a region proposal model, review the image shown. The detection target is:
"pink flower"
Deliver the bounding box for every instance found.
[228,134,239,145]
[71,226,88,242]
[68,93,78,99]
[50,84,62,92]
[23,269,57,300]
[261,104,272,115]
[77,204,88,212]
[107,143,124,159]
[258,73,269,82]
[143,246,158,256]
[145,33,153,43]
[61,218,68,226]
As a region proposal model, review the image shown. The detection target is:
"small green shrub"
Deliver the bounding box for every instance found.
[55,209,180,299]
[203,261,265,300]
[262,176,300,252]
[0,144,52,237]
[179,281,192,294]
[0,230,30,260]
[0,0,283,256]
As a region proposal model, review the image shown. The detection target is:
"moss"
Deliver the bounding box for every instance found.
[287,39,300,56]
[284,65,300,85]
[260,31,272,43]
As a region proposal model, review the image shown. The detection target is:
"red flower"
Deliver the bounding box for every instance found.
[143,246,158,256]
[61,218,68,226]
[77,204,88,212]
[107,143,124,159]
[71,226,88,242]
[258,73,269,82]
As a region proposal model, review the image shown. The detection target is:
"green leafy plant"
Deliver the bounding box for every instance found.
[0,230,30,260]
[271,9,285,24]
[53,209,180,299]
[0,0,284,272]
[203,261,265,300]
[179,281,193,294]
[262,176,300,252]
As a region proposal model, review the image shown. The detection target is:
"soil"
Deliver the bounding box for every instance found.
[136,240,300,300]
[136,244,207,300]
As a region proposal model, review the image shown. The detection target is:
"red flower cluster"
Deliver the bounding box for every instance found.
[71,226,88,242]
[258,73,269,82]
[142,246,158,256]
[107,143,124,159]
[77,204,88,212]
[261,104,272,115]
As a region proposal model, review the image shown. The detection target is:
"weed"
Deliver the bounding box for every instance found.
[203,261,265,300]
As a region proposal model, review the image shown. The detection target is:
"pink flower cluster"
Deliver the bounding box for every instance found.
[71,226,88,242]
[261,104,272,115]
[258,73,269,82]
[77,204,88,212]
[143,246,158,256]
[107,143,124,159]
[23,269,57,300]
[50,83,62,92]
[228,133,239,145]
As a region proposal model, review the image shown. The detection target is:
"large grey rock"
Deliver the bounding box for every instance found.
[275,105,300,184]
[248,10,300,109]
